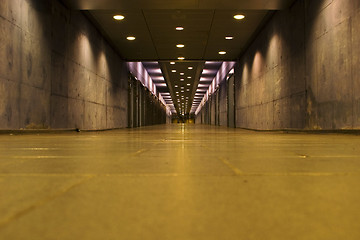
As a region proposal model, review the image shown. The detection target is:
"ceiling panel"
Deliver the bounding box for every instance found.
[62,0,295,10]
[143,10,214,60]
[204,10,269,60]
[90,10,158,60]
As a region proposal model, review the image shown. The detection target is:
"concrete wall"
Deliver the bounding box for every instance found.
[0,0,128,130]
[305,0,360,129]
[235,0,306,130]
[235,0,360,130]
[218,80,227,126]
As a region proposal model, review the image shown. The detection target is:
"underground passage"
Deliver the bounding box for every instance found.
[0,0,360,239]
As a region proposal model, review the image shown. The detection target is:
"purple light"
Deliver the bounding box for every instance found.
[200,77,213,82]
[202,69,218,74]
[152,76,165,81]
[147,68,162,74]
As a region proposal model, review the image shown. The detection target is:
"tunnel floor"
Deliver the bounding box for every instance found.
[0,124,359,239]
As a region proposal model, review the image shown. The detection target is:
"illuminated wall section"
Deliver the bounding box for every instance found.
[195,62,235,115]
[127,62,169,109]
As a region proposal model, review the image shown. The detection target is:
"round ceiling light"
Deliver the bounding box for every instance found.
[225,36,234,40]
[234,14,245,20]
[219,51,227,55]
[127,36,136,41]
[176,26,184,31]
[178,57,185,60]
[113,15,125,20]
[176,44,185,48]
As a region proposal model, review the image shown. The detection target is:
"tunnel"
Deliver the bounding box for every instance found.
[1,0,360,239]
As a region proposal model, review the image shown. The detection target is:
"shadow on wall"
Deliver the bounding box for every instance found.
[304,0,359,129]
[0,0,129,130]
[235,0,360,130]
[236,0,307,130]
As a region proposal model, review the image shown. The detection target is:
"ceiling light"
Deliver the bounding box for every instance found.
[219,51,227,55]
[187,76,191,79]
[175,85,178,87]
[178,57,185,60]
[188,67,193,70]
[170,62,175,65]
[127,36,136,41]
[176,26,184,31]
[187,83,190,86]
[225,36,234,40]
[181,90,184,92]
[172,70,176,72]
[180,73,184,75]
[176,44,185,48]
[180,79,184,81]
[181,87,184,89]
[176,91,179,94]
[187,89,190,91]
[113,15,125,20]
[234,14,245,20]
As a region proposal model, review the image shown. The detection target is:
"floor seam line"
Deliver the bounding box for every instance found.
[0,175,95,229]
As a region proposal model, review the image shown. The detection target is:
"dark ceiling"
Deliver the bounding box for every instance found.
[61,0,295,116]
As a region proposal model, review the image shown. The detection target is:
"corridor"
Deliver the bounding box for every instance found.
[1,125,359,239]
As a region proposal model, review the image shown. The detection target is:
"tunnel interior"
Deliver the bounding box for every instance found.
[0,0,359,130]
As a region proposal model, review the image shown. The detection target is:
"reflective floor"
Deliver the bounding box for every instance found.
[1,124,360,239]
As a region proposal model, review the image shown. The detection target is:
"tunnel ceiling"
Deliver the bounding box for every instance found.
[61,0,295,116]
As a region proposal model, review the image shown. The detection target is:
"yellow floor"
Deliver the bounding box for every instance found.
[1,124,360,239]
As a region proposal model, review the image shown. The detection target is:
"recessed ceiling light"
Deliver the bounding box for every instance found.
[181,87,184,89]
[187,89,190,91]
[234,14,245,20]
[219,51,227,55]
[188,67,193,70]
[172,70,176,73]
[187,83,190,86]
[181,90,184,92]
[176,92,179,94]
[176,44,185,48]
[225,36,234,40]
[176,26,184,31]
[113,15,125,20]
[187,76,191,79]
[178,57,185,60]
[175,85,178,87]
[127,36,136,41]
[170,62,175,65]
[180,79,184,81]
[180,73,184,75]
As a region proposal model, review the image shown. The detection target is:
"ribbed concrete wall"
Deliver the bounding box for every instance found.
[0,0,128,130]
[235,0,360,130]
